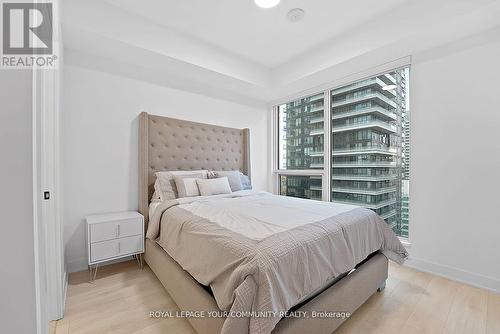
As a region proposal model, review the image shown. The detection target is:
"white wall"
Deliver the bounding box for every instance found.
[407,33,500,291]
[0,71,38,333]
[63,64,269,272]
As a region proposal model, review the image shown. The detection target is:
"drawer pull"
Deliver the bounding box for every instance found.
[118,242,121,254]
[117,224,121,237]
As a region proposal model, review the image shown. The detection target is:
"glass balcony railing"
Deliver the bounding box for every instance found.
[332,144,397,155]
[331,197,397,210]
[332,174,398,181]
[384,73,396,84]
[380,209,397,220]
[308,94,324,103]
[309,128,324,136]
[309,162,324,168]
[332,161,396,167]
[309,150,324,157]
[332,186,397,195]
[332,92,397,109]
[332,106,397,121]
[309,116,324,124]
[309,105,324,113]
[331,77,396,97]
[332,119,397,134]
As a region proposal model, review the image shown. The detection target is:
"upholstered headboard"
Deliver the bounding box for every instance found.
[138,112,251,224]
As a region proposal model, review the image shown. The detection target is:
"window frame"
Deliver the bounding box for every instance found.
[271,61,411,242]
[272,90,331,202]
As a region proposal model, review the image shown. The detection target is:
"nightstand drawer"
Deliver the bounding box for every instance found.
[117,220,143,238]
[90,235,143,263]
[90,219,142,243]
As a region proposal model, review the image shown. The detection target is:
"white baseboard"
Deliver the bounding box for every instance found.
[66,256,135,273]
[405,257,500,294]
[66,257,87,273]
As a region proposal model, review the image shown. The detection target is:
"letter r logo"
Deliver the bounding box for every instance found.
[2,2,53,54]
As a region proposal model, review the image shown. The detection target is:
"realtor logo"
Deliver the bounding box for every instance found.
[1,1,57,68]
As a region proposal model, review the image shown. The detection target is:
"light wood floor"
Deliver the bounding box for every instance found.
[51,260,500,334]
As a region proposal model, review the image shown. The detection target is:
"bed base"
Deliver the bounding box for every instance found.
[145,239,388,334]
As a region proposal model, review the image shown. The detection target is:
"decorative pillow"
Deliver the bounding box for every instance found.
[240,173,252,190]
[174,176,202,198]
[196,177,232,196]
[154,170,208,200]
[208,170,243,192]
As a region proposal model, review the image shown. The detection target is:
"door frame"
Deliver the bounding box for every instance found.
[32,0,65,331]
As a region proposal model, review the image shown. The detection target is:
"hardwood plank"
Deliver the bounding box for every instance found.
[335,267,432,334]
[487,292,500,334]
[443,284,488,334]
[403,276,460,334]
[54,318,69,334]
[55,260,496,334]
[49,321,57,334]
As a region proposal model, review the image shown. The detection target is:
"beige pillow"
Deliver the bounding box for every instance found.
[154,170,208,200]
[196,177,232,196]
[174,176,202,198]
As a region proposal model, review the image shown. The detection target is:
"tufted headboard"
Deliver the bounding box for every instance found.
[138,112,251,224]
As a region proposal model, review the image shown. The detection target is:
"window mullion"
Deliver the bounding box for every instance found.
[323,90,331,202]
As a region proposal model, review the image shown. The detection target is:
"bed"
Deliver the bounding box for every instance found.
[138,112,407,334]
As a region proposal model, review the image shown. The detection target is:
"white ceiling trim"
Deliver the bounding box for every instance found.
[62,0,272,87]
[62,0,500,107]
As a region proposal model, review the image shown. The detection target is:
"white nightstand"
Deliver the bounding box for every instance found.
[86,211,144,281]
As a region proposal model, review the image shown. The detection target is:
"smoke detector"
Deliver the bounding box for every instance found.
[287,8,305,22]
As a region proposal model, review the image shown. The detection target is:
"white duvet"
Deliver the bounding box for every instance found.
[177,190,359,240]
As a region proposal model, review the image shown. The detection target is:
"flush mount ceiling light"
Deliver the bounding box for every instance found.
[254,0,280,9]
[382,84,397,91]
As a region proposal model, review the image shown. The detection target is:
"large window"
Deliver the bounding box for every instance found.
[274,67,410,238]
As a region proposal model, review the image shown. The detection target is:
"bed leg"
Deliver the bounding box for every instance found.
[377,280,386,292]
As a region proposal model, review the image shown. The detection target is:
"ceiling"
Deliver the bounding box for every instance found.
[63,0,500,106]
[103,0,411,68]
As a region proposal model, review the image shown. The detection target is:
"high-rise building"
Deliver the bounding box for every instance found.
[403,117,410,180]
[279,175,322,201]
[331,70,408,235]
[278,93,324,201]
[401,180,409,238]
[279,93,324,170]
[278,68,410,237]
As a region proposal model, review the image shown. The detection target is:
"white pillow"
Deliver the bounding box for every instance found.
[174,177,202,198]
[196,177,232,196]
[154,170,208,200]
